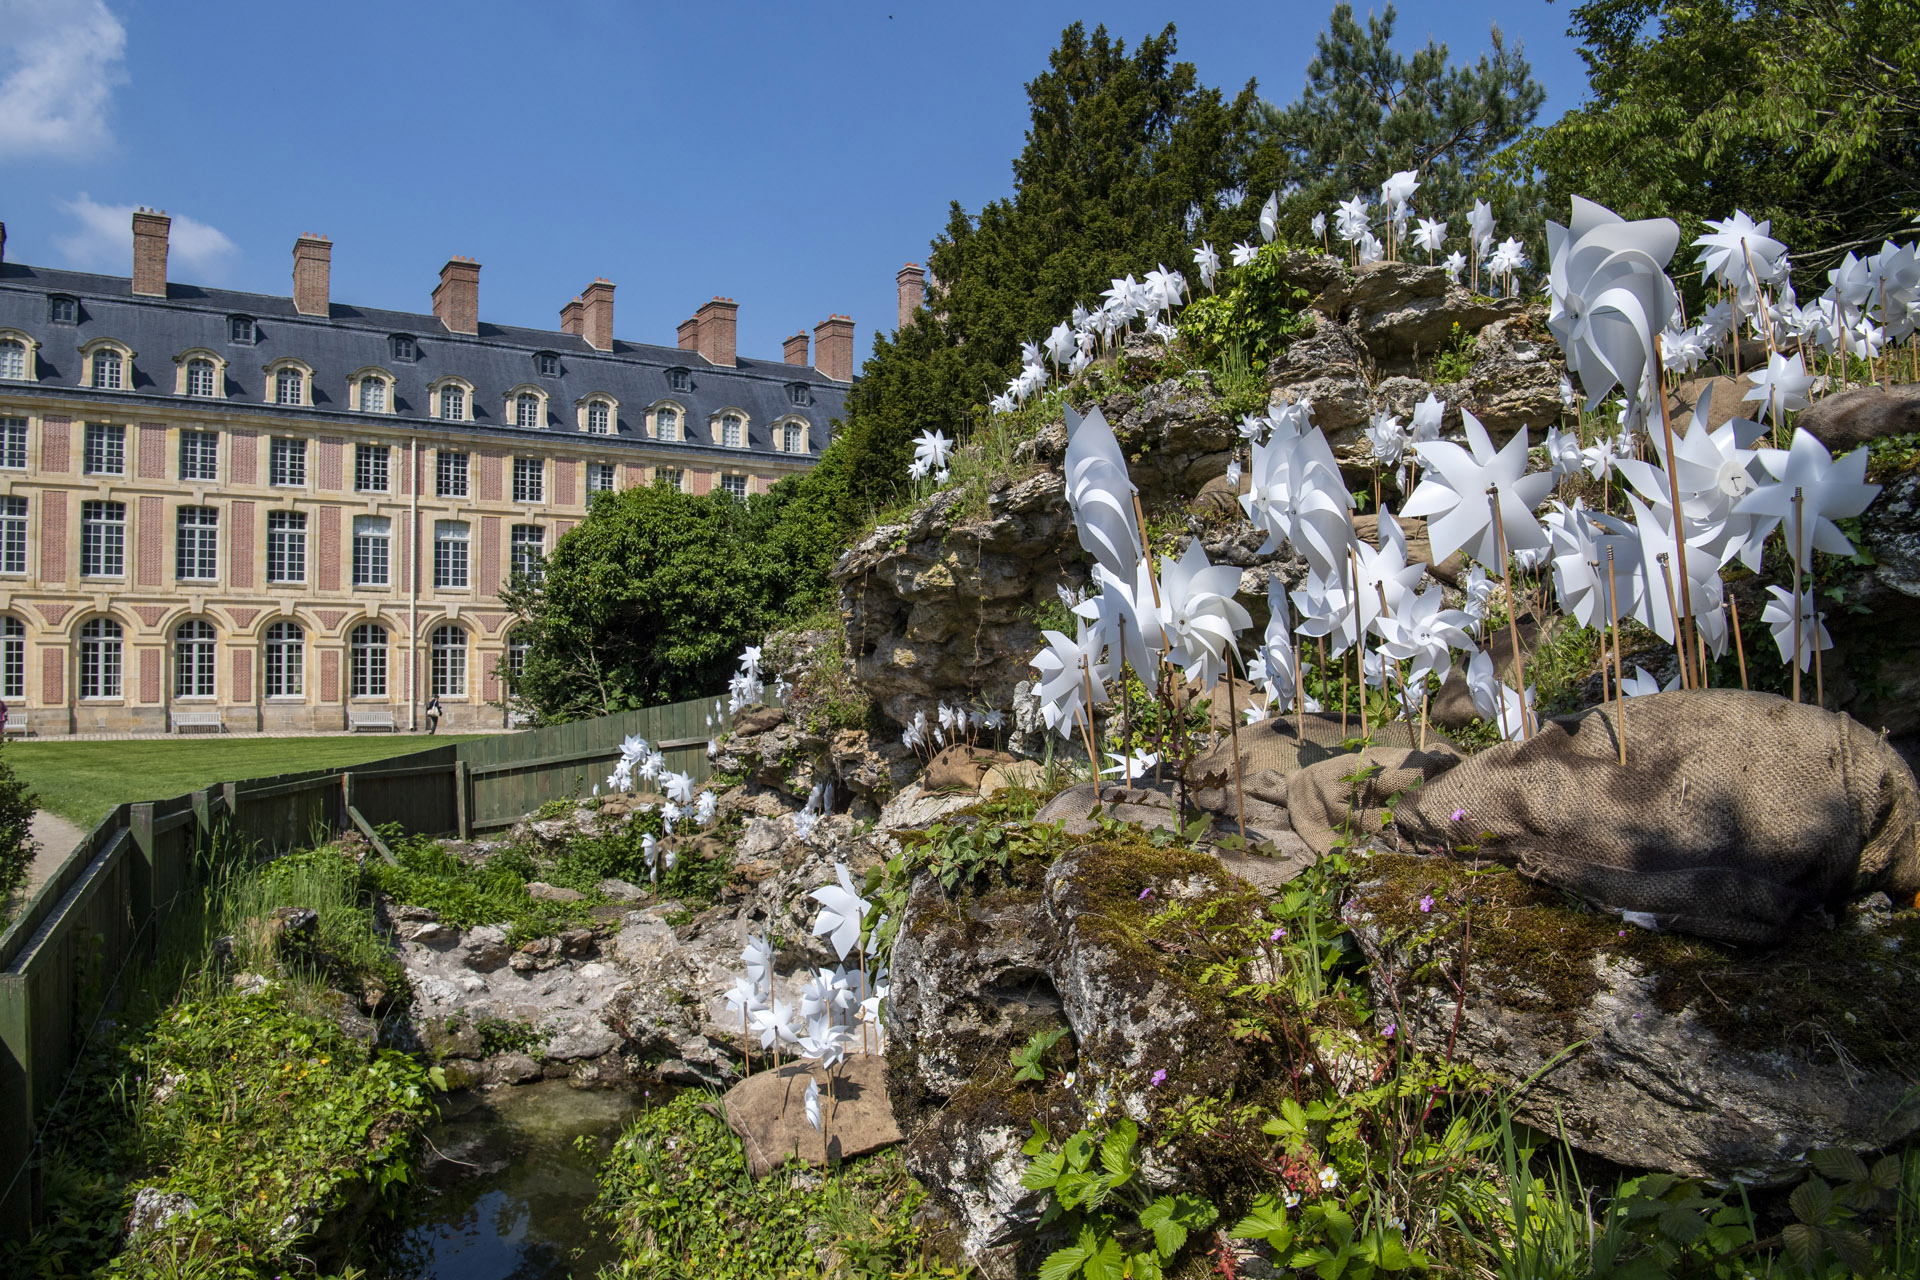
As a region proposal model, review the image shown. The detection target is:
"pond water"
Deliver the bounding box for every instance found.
[370,1080,654,1279]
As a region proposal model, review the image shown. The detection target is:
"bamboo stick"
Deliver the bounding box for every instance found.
[1487,486,1533,739]
[1651,332,1696,690]
[1607,547,1627,765]
[1792,488,1804,705]
[1222,660,1248,850]
[1729,595,1748,689]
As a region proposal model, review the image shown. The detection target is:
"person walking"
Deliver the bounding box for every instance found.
[426,695,442,735]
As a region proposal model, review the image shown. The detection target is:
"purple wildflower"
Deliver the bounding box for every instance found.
[1419,894,1435,913]
[1451,808,1468,822]
[1382,1022,1396,1039]
[1150,1068,1168,1086]
[1139,887,1153,901]
[1270,927,1287,941]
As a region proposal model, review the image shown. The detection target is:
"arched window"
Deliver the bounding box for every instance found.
[350,623,388,698]
[91,348,124,390]
[439,385,466,421]
[721,414,744,448]
[360,376,387,413]
[79,617,122,699]
[586,400,611,434]
[174,620,216,698]
[782,422,804,454]
[0,616,24,700]
[431,625,467,697]
[274,367,305,406]
[656,407,679,441]
[0,339,27,380]
[264,621,303,697]
[516,393,542,428]
[186,358,217,398]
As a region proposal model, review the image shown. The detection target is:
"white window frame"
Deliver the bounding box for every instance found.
[83,422,125,475]
[352,515,390,587]
[79,617,122,699]
[264,620,304,698]
[175,505,219,581]
[186,358,218,398]
[178,430,218,482]
[80,500,125,577]
[0,417,27,470]
[354,443,390,493]
[433,520,469,589]
[269,437,307,487]
[0,617,23,700]
[174,620,217,699]
[431,625,468,698]
[266,510,307,583]
[512,457,544,504]
[510,523,544,580]
[274,366,306,406]
[0,339,27,381]
[0,497,26,575]
[91,348,124,390]
[351,623,388,697]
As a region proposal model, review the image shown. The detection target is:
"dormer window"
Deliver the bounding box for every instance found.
[720,413,745,448]
[782,422,805,453]
[229,315,257,345]
[536,352,561,378]
[431,378,472,422]
[361,377,387,413]
[91,348,124,390]
[586,399,612,434]
[275,367,305,405]
[516,393,542,428]
[186,358,217,397]
[666,367,690,392]
[0,338,27,380]
[389,334,417,362]
[48,296,78,325]
[787,383,809,407]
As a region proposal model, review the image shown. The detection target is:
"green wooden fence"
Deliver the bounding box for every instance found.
[0,688,750,1238]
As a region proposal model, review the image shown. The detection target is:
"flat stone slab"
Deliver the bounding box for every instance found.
[722,1053,902,1176]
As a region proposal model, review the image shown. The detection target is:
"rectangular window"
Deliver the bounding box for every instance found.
[83,423,125,475]
[175,624,216,698]
[352,515,390,586]
[510,524,544,580]
[91,350,124,390]
[266,511,307,583]
[80,500,125,576]
[229,316,256,344]
[433,520,469,589]
[656,467,682,491]
[351,627,387,697]
[270,437,306,487]
[436,450,469,498]
[0,497,25,574]
[1,620,23,699]
[175,506,219,581]
[275,368,305,406]
[0,418,26,469]
[178,429,218,481]
[588,462,615,494]
[512,457,543,503]
[354,443,390,493]
[720,474,748,500]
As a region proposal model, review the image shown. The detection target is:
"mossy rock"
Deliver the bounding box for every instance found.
[1349,852,1920,1186]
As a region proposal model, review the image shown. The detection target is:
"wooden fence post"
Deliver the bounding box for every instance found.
[454,760,471,841]
[128,802,157,961]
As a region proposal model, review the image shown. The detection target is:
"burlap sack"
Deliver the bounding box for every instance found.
[1288,691,1920,944]
[1189,712,1428,780]
[922,744,1017,793]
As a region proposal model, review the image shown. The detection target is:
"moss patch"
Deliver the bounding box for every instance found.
[1360,852,1920,1070]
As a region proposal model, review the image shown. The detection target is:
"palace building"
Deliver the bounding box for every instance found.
[0,210,861,734]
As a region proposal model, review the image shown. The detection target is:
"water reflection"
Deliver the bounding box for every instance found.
[371,1080,652,1280]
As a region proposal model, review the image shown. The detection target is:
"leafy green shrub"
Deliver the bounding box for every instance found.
[592,1090,961,1278]
[1177,241,1312,376]
[362,837,591,944]
[1020,1117,1218,1279]
[0,744,39,912]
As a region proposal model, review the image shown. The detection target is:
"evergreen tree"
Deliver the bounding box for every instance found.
[1247,4,1546,248]
[833,23,1259,514]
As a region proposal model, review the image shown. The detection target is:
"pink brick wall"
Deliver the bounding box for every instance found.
[321,648,340,702]
[231,431,258,484]
[317,506,340,590]
[478,451,503,501]
[481,515,501,595]
[398,445,412,495]
[42,649,62,705]
[232,649,252,703]
[690,469,712,495]
[483,654,502,703]
[554,458,577,507]
[140,648,160,703]
[40,417,69,473]
[230,500,254,589]
[39,490,66,584]
[318,437,343,490]
[136,495,162,587]
[139,423,166,479]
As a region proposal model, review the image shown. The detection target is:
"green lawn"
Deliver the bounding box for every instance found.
[6,735,490,831]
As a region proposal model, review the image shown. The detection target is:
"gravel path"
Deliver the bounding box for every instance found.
[23,810,87,895]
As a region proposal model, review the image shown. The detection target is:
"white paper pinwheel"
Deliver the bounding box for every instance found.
[1336,196,1370,244]
[1741,351,1823,425]
[1310,211,1327,241]
[1409,393,1445,443]
[1376,586,1474,685]
[750,999,798,1052]
[1291,568,1358,655]
[1621,494,1724,646]
[1413,218,1447,259]
[1442,251,1466,282]
[1255,576,1300,708]
[1358,231,1385,264]
[1488,237,1526,291]
[1543,425,1582,479]
[798,1017,852,1071]
[1351,511,1429,641]
[663,771,695,804]
[1465,648,1533,741]
[724,975,765,1020]
[1548,502,1644,628]
[1469,199,1496,254]
[1044,322,1075,370]
[804,1075,822,1131]
[1259,192,1280,244]
[1101,749,1160,779]
[1063,406,1143,580]
[1735,430,1880,565]
[1694,210,1787,289]
[1545,196,1680,412]
[1144,265,1186,317]
[1617,387,1768,568]
[1401,410,1556,568]
[1230,241,1259,268]
[1157,540,1253,688]
[1620,666,1675,697]
[1365,411,1409,468]
[791,809,818,842]
[1241,422,1354,574]
[1381,169,1419,214]
[907,456,930,481]
[809,862,870,961]
[1030,621,1108,738]
[742,932,774,994]
[913,430,953,471]
[1194,242,1220,292]
[1075,560,1165,685]
[1760,585,1832,672]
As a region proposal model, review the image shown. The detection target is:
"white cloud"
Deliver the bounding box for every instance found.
[0,0,128,161]
[54,194,238,280]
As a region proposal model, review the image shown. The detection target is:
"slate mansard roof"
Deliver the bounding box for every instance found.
[0,261,847,459]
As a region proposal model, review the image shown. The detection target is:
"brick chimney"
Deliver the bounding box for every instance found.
[292,234,331,316]
[0,222,8,266]
[895,263,925,330]
[131,208,171,297]
[681,297,737,367]
[783,333,809,366]
[813,315,855,382]
[581,279,615,352]
[433,257,481,335]
[560,297,584,337]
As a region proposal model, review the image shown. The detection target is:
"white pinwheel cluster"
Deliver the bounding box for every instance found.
[605,732,667,794]
[909,430,954,484]
[901,700,1003,757]
[728,643,766,713]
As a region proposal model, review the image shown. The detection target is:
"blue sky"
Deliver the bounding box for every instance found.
[0,0,1590,362]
